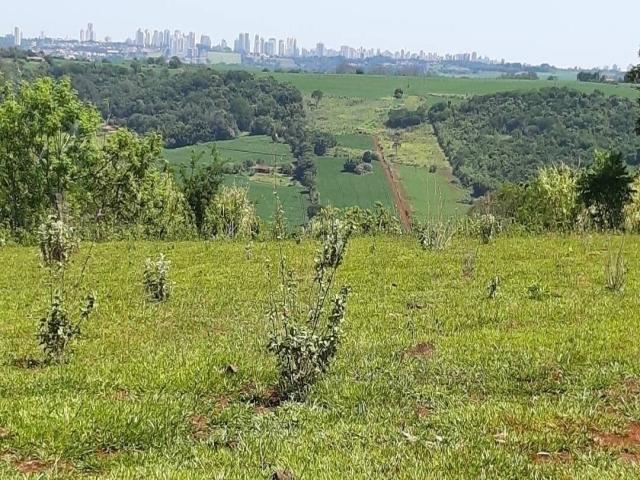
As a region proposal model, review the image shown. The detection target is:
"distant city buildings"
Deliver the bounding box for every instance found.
[3,23,509,68]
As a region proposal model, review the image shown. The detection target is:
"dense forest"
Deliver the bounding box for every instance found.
[0,57,307,149]
[429,88,640,194]
[46,63,307,148]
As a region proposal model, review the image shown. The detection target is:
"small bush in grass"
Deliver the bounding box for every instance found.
[487,276,500,299]
[462,251,477,279]
[267,219,352,401]
[605,242,626,292]
[416,220,456,251]
[479,214,499,244]
[38,215,79,267]
[527,283,548,300]
[144,254,172,302]
[38,291,96,364]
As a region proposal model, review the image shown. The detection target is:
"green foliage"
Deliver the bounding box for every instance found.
[461,251,477,279]
[267,220,352,401]
[343,156,362,173]
[311,131,337,156]
[38,291,96,364]
[203,185,259,239]
[604,241,626,292]
[495,166,580,232]
[144,254,172,302]
[38,215,79,267]
[429,88,640,194]
[308,204,401,238]
[578,151,635,229]
[416,220,456,251]
[0,77,101,234]
[311,89,324,108]
[393,88,404,99]
[386,105,428,128]
[46,63,306,149]
[179,147,224,233]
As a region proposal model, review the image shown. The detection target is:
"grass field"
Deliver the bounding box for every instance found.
[223,175,309,228]
[271,72,640,100]
[163,136,294,169]
[316,158,395,211]
[2,235,640,478]
[396,164,469,220]
[335,134,375,151]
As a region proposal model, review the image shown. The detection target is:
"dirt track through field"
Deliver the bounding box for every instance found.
[374,136,412,232]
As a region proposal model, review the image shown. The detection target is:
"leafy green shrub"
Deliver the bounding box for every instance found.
[203,186,259,239]
[479,214,499,244]
[144,254,172,302]
[527,283,548,300]
[267,220,352,401]
[38,291,96,364]
[578,151,635,230]
[38,215,79,267]
[416,220,456,251]
[308,204,401,238]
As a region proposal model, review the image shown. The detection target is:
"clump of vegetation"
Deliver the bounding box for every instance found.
[38,291,96,364]
[577,151,635,230]
[38,215,79,267]
[416,220,456,251]
[486,276,500,299]
[478,214,499,244]
[462,251,477,279]
[308,204,401,238]
[267,220,352,401]
[527,282,548,300]
[203,186,259,239]
[144,254,172,302]
[604,242,626,292]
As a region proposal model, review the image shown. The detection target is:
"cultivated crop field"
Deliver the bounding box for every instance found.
[271,72,640,100]
[2,235,640,478]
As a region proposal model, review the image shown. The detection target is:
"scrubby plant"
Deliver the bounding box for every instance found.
[144,254,172,302]
[38,291,96,364]
[267,219,352,401]
[203,186,259,239]
[527,283,548,301]
[462,251,477,279]
[604,242,626,292]
[416,220,456,251]
[478,214,499,244]
[38,215,79,267]
[487,276,500,299]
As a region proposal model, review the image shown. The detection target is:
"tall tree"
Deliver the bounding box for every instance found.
[0,77,101,233]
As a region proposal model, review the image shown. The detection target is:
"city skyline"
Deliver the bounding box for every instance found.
[2,0,639,68]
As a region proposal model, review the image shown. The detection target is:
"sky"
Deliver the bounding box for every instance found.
[2,0,639,69]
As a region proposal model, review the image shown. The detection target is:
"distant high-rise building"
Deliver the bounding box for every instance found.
[254,34,260,55]
[144,30,151,47]
[80,29,85,43]
[13,27,22,46]
[316,42,325,57]
[86,23,95,42]
[260,37,265,55]
[243,33,250,53]
[135,28,144,47]
[278,39,285,57]
[266,38,277,56]
[200,35,212,49]
[163,29,171,48]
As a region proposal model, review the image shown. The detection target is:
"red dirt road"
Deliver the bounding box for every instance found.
[374,136,412,232]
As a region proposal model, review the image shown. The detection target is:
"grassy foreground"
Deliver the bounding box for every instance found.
[1,235,640,478]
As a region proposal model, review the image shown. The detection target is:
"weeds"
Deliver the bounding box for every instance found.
[462,251,477,279]
[417,220,456,251]
[527,283,548,300]
[267,219,352,401]
[487,276,500,299]
[144,254,172,302]
[38,292,96,364]
[38,215,79,267]
[605,241,626,292]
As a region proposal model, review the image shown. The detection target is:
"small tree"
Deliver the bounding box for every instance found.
[203,185,259,239]
[144,254,172,302]
[267,220,352,401]
[392,133,402,158]
[394,88,404,99]
[578,151,634,229]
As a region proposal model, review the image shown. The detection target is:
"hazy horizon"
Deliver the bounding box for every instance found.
[3,0,639,69]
